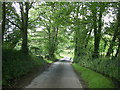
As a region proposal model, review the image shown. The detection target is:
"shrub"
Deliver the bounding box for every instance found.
[78,56,119,82]
[2,49,46,85]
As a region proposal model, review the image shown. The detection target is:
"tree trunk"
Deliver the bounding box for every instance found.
[73,30,79,62]
[48,27,59,60]
[73,6,81,62]
[106,32,117,56]
[92,8,99,58]
[20,2,29,54]
[115,3,120,57]
[85,28,92,48]
[21,28,28,54]
[92,6,103,58]
[2,2,6,42]
[115,38,120,57]
[106,3,120,57]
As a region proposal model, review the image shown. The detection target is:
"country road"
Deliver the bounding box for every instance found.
[25,61,83,88]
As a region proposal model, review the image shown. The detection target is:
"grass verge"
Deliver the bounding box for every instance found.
[72,64,115,88]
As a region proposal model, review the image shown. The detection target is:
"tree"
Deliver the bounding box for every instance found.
[5,2,33,54]
[2,2,6,42]
[107,3,120,57]
[115,2,120,57]
[90,3,106,58]
[19,2,32,54]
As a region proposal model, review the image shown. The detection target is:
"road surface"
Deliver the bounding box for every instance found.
[25,61,83,88]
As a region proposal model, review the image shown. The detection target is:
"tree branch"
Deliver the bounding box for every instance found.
[29,2,34,9]
[6,19,21,30]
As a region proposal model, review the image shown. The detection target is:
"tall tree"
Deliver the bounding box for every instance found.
[115,3,120,57]
[91,3,106,58]
[2,2,6,42]
[19,2,31,54]
[107,3,120,57]
[6,2,33,54]
[91,3,98,58]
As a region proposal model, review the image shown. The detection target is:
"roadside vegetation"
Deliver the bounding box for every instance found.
[2,2,120,88]
[72,64,115,88]
[2,49,47,86]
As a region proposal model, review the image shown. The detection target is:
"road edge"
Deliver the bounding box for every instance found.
[71,63,88,89]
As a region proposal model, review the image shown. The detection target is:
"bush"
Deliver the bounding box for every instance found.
[78,56,119,82]
[2,49,46,85]
[72,64,115,88]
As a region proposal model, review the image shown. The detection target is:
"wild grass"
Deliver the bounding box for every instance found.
[72,64,115,88]
[79,56,119,82]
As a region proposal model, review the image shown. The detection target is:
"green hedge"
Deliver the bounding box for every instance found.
[2,49,46,85]
[77,56,120,82]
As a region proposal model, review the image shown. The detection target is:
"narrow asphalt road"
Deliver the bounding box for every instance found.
[25,61,83,88]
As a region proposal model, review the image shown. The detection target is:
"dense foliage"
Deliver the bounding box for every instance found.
[2,49,46,85]
[2,2,120,86]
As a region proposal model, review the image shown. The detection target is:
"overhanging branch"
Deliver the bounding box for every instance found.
[7,19,22,30]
